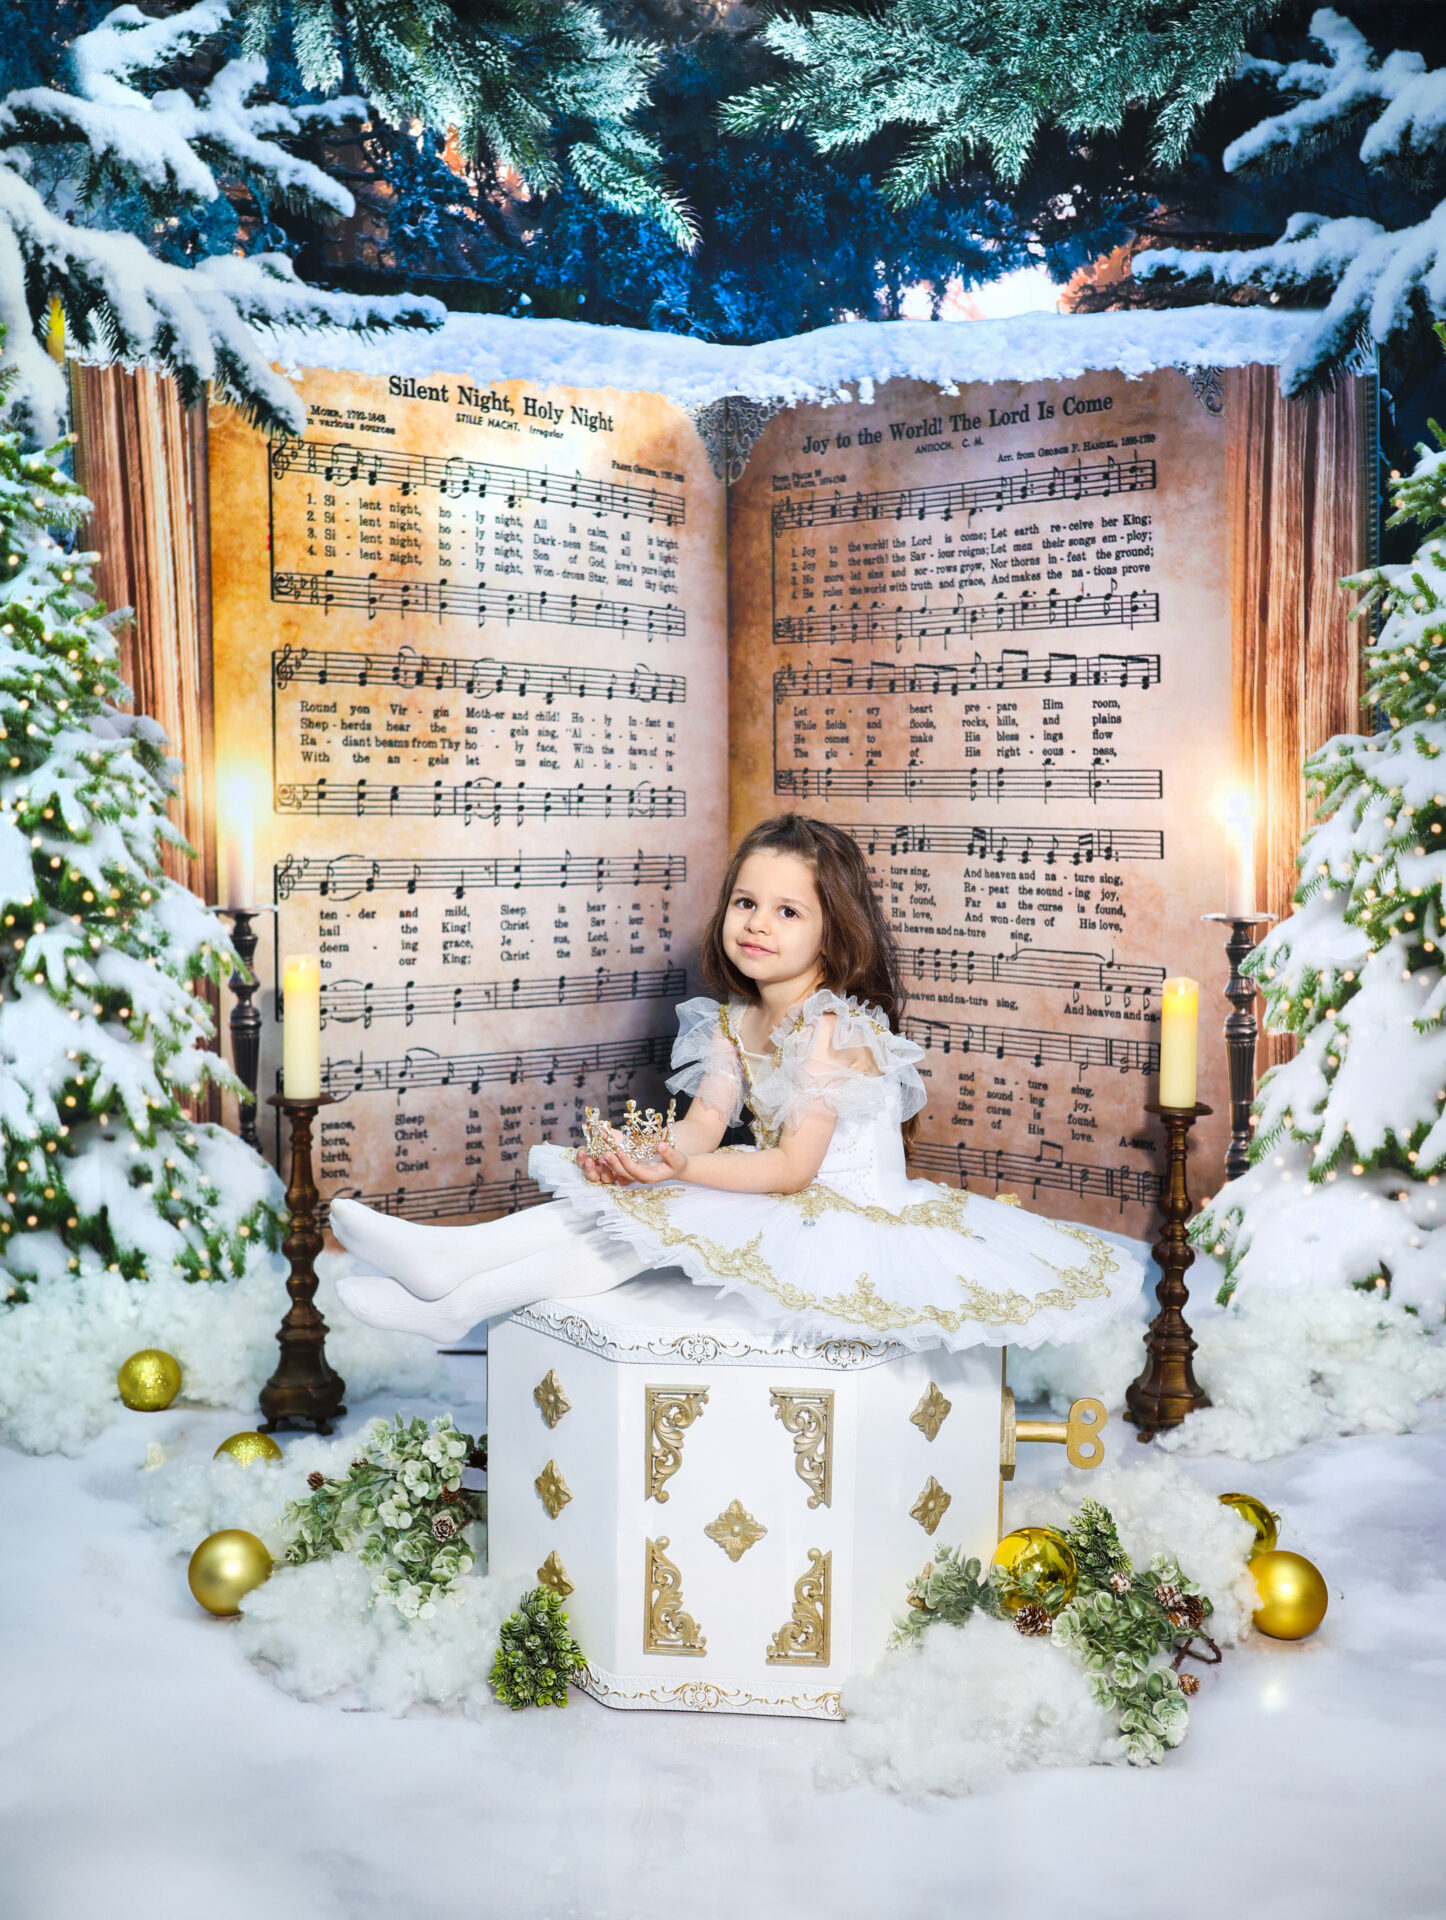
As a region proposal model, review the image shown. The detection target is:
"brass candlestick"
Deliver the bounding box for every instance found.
[259,1092,347,1434]
[217,905,275,1150]
[1202,912,1277,1184]
[1124,1100,1213,1440]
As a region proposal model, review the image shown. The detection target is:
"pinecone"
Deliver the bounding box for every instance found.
[1178,1672,1200,1696]
[1109,1570,1133,1595]
[306,1470,325,1490]
[431,1512,458,1542]
[467,1444,488,1471]
[1168,1594,1207,1631]
[438,1485,463,1504]
[351,1458,367,1473]
[1013,1603,1052,1637]
[1154,1581,1185,1613]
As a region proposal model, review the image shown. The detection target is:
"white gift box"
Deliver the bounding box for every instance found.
[488,1271,1105,1718]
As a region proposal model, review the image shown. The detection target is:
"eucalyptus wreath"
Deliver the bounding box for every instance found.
[895,1497,1220,1764]
[279,1413,486,1619]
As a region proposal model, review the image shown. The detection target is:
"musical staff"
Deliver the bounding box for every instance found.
[842,822,1163,863]
[321,965,686,1030]
[273,850,686,901]
[773,650,1160,700]
[778,767,1162,805]
[773,588,1157,648]
[271,569,686,641]
[273,645,685,706]
[270,437,686,526]
[322,1034,672,1100]
[908,1140,1162,1212]
[274,777,686,824]
[904,1016,1158,1075]
[772,454,1156,532]
[319,1172,547,1229]
[898,944,1165,1000]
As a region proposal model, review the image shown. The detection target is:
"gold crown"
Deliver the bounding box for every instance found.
[582,1097,676,1162]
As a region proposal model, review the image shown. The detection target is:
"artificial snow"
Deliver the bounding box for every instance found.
[0,1250,448,1455]
[1012,1270,1446,1462]
[267,306,1326,412]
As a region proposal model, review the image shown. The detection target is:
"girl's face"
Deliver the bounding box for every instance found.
[723,850,825,994]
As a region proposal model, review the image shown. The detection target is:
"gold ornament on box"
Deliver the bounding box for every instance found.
[992,1526,1079,1614]
[909,1382,952,1443]
[537,1549,575,1598]
[583,1098,677,1162]
[187,1529,273,1616]
[116,1348,182,1411]
[766,1548,832,1666]
[214,1430,284,1467]
[909,1474,952,1536]
[533,1369,572,1429]
[1218,1491,1280,1558]
[704,1498,767,1563]
[535,1458,573,1520]
[1250,1550,1328,1640]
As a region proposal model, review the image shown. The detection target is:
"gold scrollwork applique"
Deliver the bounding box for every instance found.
[644,1536,706,1656]
[766,1548,832,1666]
[533,1369,571,1429]
[645,1386,709,1503]
[606,1184,1120,1336]
[910,1475,951,1536]
[704,1499,768,1562]
[537,1549,574,1597]
[910,1382,953,1442]
[535,1459,572,1520]
[774,1180,976,1233]
[771,1388,834,1509]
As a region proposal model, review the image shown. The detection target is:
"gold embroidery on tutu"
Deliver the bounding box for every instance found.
[604,1185,1120,1333]
[775,1180,976,1231]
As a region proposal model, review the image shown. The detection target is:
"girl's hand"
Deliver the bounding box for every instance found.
[601,1142,689,1187]
[578,1151,626,1186]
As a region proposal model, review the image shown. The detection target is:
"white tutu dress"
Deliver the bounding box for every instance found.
[530,988,1143,1353]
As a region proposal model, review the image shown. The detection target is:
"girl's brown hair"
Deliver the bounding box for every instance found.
[699,814,917,1140]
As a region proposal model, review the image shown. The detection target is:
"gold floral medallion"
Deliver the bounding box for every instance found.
[537,1549,575,1598]
[910,1475,952,1536]
[704,1499,768,1563]
[909,1382,953,1443]
[533,1369,572,1429]
[535,1458,572,1520]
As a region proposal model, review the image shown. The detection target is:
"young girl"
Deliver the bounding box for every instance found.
[332,814,1142,1348]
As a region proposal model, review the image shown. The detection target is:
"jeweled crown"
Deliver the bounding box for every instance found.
[582,1097,677,1161]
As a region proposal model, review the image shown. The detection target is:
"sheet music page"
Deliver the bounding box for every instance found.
[209,367,728,1223]
[727,370,1232,1236]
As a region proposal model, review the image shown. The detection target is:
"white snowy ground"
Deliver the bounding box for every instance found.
[3,1337,1445,1920]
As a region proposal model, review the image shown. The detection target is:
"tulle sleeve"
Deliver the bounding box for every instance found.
[749,988,926,1132]
[665,996,746,1126]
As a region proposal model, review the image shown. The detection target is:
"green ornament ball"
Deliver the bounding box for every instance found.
[116,1349,182,1412]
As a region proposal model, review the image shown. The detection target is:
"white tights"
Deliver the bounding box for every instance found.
[331,1195,643,1344]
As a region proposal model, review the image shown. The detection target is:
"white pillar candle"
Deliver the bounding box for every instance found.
[1224,796,1255,919]
[220,782,255,908]
[1159,978,1199,1109]
[282,954,322,1100]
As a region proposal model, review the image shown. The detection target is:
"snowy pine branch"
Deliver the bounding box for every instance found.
[0,2,443,439]
[235,0,695,248]
[721,0,1278,203]
[1137,8,1446,393]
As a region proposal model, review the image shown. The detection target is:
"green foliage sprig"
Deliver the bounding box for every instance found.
[894,1498,1217,1765]
[280,1412,485,1619]
[490,1585,587,1709]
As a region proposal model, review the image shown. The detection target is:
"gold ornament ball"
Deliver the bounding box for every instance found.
[1219,1491,1280,1558]
[116,1348,182,1412]
[1251,1550,1329,1640]
[213,1430,284,1467]
[187,1530,273,1617]
[992,1525,1079,1614]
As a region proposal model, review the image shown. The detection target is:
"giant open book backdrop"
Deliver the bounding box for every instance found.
[70,312,1371,1241]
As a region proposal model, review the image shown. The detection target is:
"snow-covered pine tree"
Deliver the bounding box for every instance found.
[0,1,441,441]
[721,0,1278,204]
[1193,404,1446,1313]
[0,343,281,1303]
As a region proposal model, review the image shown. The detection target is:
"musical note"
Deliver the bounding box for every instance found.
[271,648,685,705]
[895,943,1164,999]
[270,570,686,642]
[771,651,1160,701]
[907,1141,1162,1212]
[269,436,686,527]
[772,590,1158,648]
[271,851,686,901]
[321,1035,673,1101]
[771,454,1156,532]
[318,1171,549,1228]
[904,1017,1159,1076]
[273,777,686,822]
[776,768,1162,805]
[319,965,687,1029]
